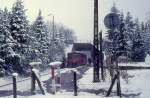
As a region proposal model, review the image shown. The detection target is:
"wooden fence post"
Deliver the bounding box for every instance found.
[116,60,122,98]
[31,68,36,95]
[106,74,117,97]
[32,69,45,95]
[51,67,56,94]
[73,71,77,96]
[12,73,18,98]
[34,72,45,95]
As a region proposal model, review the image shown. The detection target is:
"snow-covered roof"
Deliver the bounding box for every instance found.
[48,61,62,67]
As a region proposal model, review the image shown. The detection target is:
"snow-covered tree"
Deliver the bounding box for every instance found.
[141,22,148,53]
[0,8,21,74]
[10,0,30,72]
[10,0,29,44]
[31,10,49,68]
[130,19,146,61]
[46,21,76,61]
[46,22,76,45]
[111,3,119,13]
[124,12,135,58]
[115,12,128,57]
[144,19,150,54]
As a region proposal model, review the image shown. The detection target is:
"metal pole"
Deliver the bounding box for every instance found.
[48,13,55,61]
[51,14,55,61]
[52,15,55,41]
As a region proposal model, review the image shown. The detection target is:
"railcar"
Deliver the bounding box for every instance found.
[67,52,87,67]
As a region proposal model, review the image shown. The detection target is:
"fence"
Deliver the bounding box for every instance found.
[0,67,51,98]
[0,64,146,98]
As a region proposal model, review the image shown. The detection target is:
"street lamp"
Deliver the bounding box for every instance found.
[48,13,55,61]
[48,13,55,41]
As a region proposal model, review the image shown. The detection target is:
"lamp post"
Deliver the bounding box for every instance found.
[48,13,55,42]
[48,13,55,61]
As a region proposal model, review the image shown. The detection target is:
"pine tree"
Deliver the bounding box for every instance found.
[31,10,49,68]
[130,19,146,61]
[125,12,135,58]
[0,8,16,58]
[144,21,150,54]
[10,0,29,72]
[141,22,148,53]
[10,0,29,45]
[115,12,128,57]
[111,3,119,13]
[0,8,19,74]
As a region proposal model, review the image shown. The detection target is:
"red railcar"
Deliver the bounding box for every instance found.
[67,52,87,67]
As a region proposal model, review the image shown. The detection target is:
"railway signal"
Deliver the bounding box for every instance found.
[104,13,120,29]
[104,12,122,98]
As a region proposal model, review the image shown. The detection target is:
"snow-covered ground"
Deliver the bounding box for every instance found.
[0,62,150,98]
[28,94,117,98]
[77,67,150,98]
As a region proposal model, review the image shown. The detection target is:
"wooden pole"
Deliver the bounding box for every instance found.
[106,74,117,97]
[12,73,18,98]
[51,67,56,94]
[31,69,36,95]
[34,72,45,95]
[99,31,104,81]
[73,71,77,96]
[116,59,122,98]
[93,0,100,82]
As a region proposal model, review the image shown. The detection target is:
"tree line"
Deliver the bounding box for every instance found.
[0,0,76,76]
[105,4,149,62]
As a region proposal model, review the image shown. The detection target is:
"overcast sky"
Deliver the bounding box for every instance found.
[0,0,150,42]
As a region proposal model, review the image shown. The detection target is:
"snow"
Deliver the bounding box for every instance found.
[120,70,150,98]
[64,44,73,57]
[77,64,150,98]
[0,63,150,98]
[12,73,18,77]
[32,68,39,74]
[145,54,150,65]
[78,68,110,91]
[28,94,116,98]
[0,58,5,63]
[29,62,42,66]
[49,61,62,67]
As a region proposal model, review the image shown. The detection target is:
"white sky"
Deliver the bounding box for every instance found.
[0,0,150,42]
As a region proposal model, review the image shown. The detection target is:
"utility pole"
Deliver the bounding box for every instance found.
[93,0,100,82]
